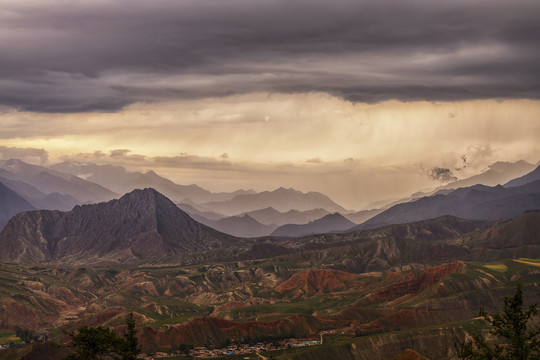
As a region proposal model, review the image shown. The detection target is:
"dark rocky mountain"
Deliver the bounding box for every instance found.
[271,213,356,237]
[50,162,255,204]
[0,188,244,265]
[268,212,540,273]
[0,159,117,204]
[0,182,35,230]
[505,165,540,188]
[358,180,540,229]
[355,214,483,242]
[196,214,278,237]
[239,207,331,226]
[464,209,540,250]
[201,187,348,216]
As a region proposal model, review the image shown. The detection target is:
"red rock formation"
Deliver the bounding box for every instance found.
[275,269,362,298]
[391,348,429,360]
[0,299,40,330]
[366,261,463,304]
[137,315,329,350]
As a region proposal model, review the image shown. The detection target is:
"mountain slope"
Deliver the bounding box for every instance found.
[239,207,331,226]
[505,165,540,188]
[0,176,79,211]
[0,159,117,203]
[0,182,35,230]
[50,162,254,204]
[344,208,384,224]
[0,188,243,265]
[440,160,535,190]
[359,180,540,229]
[465,209,540,249]
[202,187,347,216]
[196,214,278,237]
[271,213,356,237]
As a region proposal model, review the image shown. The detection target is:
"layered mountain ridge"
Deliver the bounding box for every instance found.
[358,179,540,229]
[0,182,35,230]
[271,213,356,237]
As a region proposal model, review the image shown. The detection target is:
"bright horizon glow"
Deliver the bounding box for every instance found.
[1,95,539,209]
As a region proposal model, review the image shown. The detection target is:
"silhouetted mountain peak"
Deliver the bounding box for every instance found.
[0,188,240,265]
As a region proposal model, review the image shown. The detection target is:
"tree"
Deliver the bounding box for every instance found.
[456,282,540,359]
[64,312,141,360]
[119,312,140,360]
[65,326,122,360]
[15,327,38,344]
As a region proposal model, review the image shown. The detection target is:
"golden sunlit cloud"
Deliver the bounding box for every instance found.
[1,93,539,208]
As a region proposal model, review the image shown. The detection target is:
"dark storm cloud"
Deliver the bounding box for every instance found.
[110,149,132,157]
[429,167,457,182]
[1,0,540,112]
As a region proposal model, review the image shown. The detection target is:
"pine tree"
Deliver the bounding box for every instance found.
[456,282,540,359]
[119,312,141,360]
[64,312,141,360]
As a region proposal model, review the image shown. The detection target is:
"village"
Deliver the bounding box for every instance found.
[137,337,322,359]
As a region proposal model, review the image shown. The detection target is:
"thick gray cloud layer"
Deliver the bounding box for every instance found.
[1,0,540,112]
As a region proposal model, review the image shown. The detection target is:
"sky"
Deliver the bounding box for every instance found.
[1,0,539,209]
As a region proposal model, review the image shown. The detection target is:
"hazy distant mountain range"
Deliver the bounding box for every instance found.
[271,213,356,237]
[199,187,348,216]
[0,182,35,230]
[439,160,536,190]
[1,158,539,238]
[239,207,332,226]
[1,185,539,267]
[0,159,117,204]
[363,160,536,210]
[195,214,278,238]
[50,162,254,204]
[358,171,540,229]
[0,159,352,236]
[505,164,540,187]
[187,207,338,237]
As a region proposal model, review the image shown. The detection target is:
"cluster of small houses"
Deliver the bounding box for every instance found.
[137,338,321,359]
